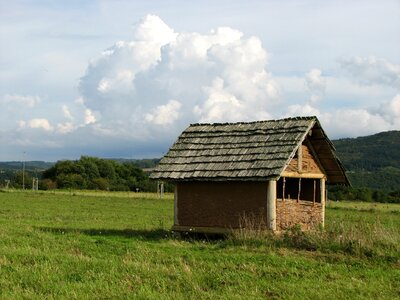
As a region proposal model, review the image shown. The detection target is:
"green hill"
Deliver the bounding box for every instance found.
[331,130,400,202]
[333,130,400,171]
[0,161,54,171]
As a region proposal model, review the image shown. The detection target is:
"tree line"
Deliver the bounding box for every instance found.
[39,156,167,192]
[328,186,400,204]
[0,156,171,192]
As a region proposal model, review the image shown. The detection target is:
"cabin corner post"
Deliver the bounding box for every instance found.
[174,184,179,226]
[320,178,326,228]
[267,180,277,231]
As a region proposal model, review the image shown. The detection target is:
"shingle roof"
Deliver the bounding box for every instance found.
[151,116,349,184]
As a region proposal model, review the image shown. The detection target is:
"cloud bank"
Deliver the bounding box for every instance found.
[1,14,399,160]
[78,15,279,138]
[287,61,400,137]
[340,56,400,88]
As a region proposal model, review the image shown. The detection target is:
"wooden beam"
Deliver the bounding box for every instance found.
[267,180,277,231]
[297,145,303,173]
[172,225,231,234]
[282,171,325,179]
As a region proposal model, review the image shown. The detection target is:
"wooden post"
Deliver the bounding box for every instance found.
[320,178,326,228]
[267,180,277,231]
[297,178,301,203]
[297,145,303,173]
[282,177,286,201]
[174,184,179,226]
[313,179,316,206]
[157,181,164,199]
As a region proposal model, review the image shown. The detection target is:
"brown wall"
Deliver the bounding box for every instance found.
[276,199,323,231]
[285,143,324,175]
[177,181,268,228]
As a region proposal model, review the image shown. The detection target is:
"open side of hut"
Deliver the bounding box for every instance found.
[151,116,349,233]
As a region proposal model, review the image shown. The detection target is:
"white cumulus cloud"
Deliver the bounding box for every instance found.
[27,118,54,131]
[376,94,400,125]
[340,56,400,88]
[62,105,73,120]
[79,14,280,139]
[286,92,400,138]
[305,68,326,103]
[84,109,96,125]
[1,94,41,108]
[145,99,182,125]
[57,122,75,134]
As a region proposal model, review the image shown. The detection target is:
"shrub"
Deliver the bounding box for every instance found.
[39,179,57,190]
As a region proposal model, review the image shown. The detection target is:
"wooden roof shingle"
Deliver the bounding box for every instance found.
[151,116,349,184]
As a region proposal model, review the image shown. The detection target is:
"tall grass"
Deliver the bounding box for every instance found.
[229,209,399,262]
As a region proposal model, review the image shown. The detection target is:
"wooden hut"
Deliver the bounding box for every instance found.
[151,116,349,233]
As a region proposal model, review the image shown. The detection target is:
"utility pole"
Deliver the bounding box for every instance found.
[22,151,26,190]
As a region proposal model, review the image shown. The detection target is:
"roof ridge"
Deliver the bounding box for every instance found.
[189,116,317,127]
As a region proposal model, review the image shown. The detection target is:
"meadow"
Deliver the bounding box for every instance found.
[0,190,399,299]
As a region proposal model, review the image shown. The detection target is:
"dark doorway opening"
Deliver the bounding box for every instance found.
[277,177,321,203]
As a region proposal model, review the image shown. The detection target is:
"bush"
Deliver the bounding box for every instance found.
[92,178,110,190]
[39,179,57,190]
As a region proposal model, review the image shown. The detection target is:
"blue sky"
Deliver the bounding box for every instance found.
[1,0,399,161]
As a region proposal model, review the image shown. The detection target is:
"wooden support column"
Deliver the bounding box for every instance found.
[174,184,179,226]
[313,180,316,206]
[267,180,277,231]
[297,178,301,203]
[320,178,326,228]
[297,145,303,172]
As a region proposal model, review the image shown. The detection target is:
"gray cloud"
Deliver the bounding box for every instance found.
[339,56,400,89]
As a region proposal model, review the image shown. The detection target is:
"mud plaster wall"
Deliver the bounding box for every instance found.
[276,199,323,230]
[286,143,323,175]
[177,181,268,228]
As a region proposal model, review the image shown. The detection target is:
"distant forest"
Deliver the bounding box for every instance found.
[0,130,399,202]
[0,157,166,192]
[330,130,400,203]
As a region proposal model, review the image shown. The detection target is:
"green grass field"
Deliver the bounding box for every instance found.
[0,190,399,299]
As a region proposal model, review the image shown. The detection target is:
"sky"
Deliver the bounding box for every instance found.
[0,0,399,161]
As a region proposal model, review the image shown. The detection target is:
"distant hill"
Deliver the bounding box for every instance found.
[333,131,400,171]
[332,130,400,192]
[0,161,55,187]
[0,161,54,172]
[111,158,160,169]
